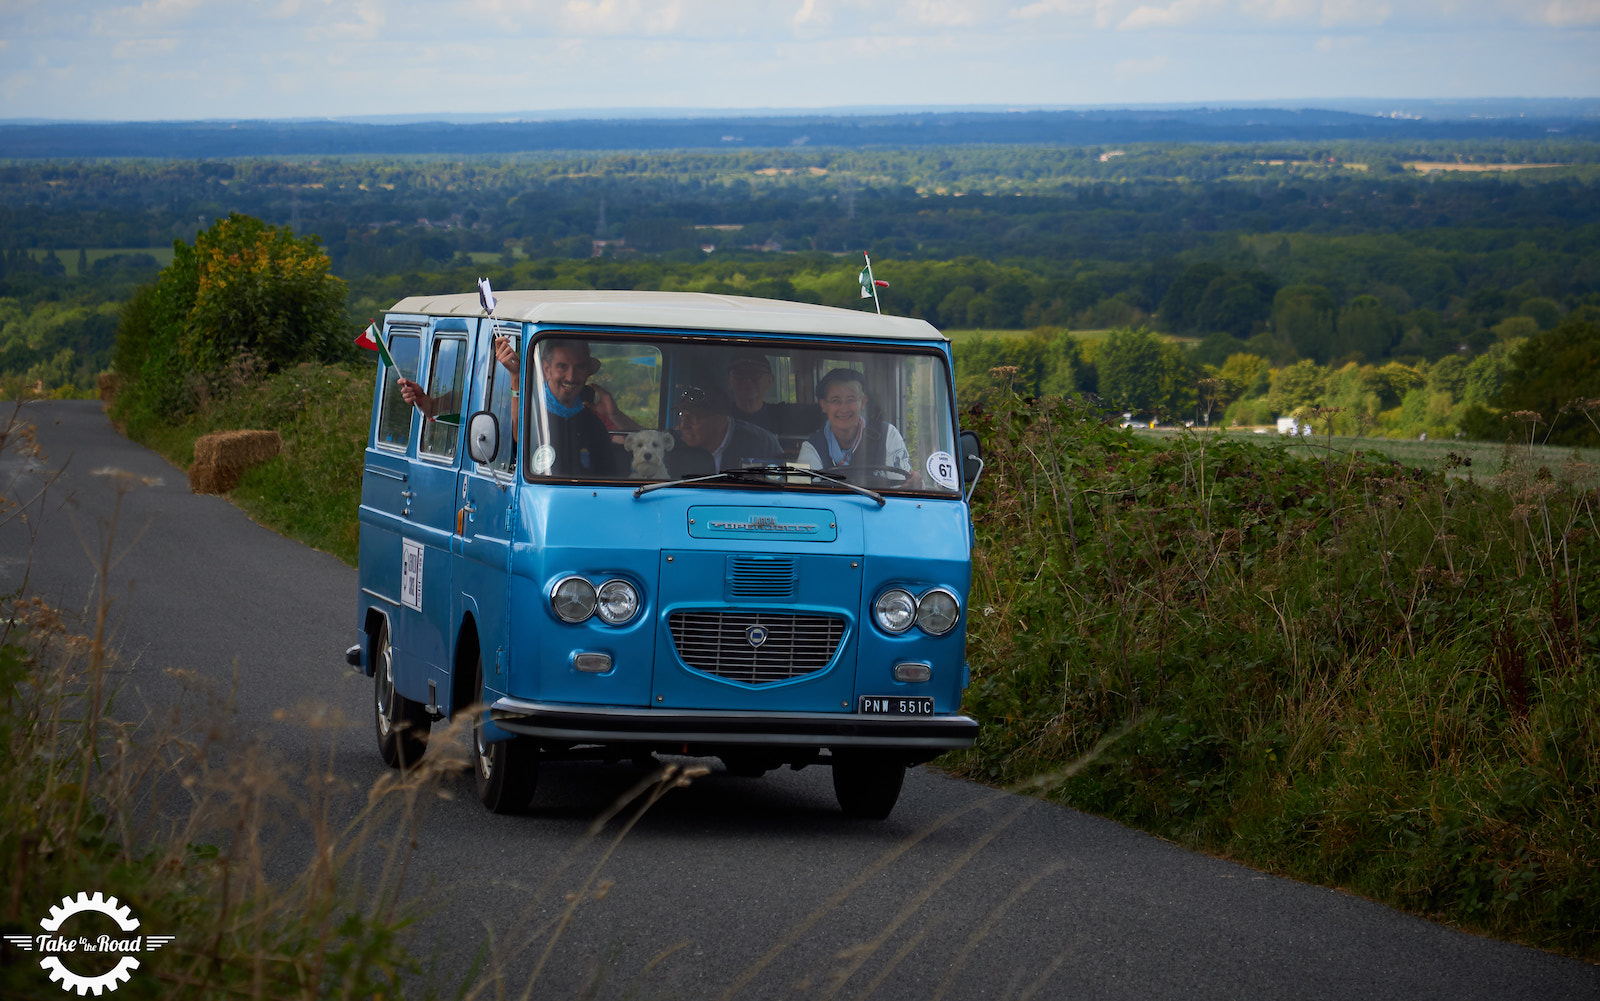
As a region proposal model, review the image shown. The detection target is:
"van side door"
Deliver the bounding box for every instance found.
[399,317,474,706]
[451,319,520,712]
[358,321,423,663]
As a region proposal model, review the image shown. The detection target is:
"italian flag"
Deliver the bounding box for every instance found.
[354,320,396,368]
[859,259,889,299]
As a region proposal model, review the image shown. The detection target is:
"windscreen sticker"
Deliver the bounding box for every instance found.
[401,538,423,611]
[530,444,556,475]
[926,450,959,490]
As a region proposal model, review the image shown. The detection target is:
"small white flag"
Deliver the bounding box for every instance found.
[477,277,497,315]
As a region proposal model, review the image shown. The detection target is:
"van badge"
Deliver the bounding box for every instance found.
[706,515,817,533]
[746,625,769,648]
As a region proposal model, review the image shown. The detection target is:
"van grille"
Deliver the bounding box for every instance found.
[668,611,845,684]
[727,556,798,599]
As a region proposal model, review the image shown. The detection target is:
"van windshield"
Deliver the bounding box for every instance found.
[522,335,962,496]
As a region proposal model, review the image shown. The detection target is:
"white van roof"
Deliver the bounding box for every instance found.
[386,290,946,342]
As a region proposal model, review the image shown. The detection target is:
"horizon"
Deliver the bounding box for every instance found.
[2,2,1598,123]
[6,96,1600,128]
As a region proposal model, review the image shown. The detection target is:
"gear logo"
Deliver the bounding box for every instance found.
[2,891,174,996]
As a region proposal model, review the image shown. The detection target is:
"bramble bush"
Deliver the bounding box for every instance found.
[951,392,1599,957]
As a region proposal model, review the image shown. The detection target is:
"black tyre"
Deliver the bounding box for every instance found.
[473,654,539,814]
[831,753,906,819]
[373,619,430,768]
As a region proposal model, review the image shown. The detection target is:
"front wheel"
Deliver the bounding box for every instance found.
[374,620,430,769]
[473,654,539,814]
[831,753,906,819]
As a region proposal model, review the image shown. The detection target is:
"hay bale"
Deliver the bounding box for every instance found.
[96,372,120,406]
[189,430,282,494]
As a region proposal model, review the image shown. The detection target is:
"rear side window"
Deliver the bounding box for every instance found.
[375,332,421,449]
[482,325,520,475]
[421,337,468,460]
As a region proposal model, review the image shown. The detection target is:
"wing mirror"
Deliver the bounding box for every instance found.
[958,429,984,501]
[467,411,500,465]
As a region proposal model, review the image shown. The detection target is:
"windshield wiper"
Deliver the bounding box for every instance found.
[633,464,885,507]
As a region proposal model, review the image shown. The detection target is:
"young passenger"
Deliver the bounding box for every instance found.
[795,368,915,483]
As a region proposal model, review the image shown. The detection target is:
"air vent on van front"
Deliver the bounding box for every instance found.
[727,556,797,599]
[668,611,844,684]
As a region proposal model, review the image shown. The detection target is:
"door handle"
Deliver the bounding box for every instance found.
[456,502,476,534]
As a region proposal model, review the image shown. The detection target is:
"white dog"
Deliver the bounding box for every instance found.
[623,429,674,479]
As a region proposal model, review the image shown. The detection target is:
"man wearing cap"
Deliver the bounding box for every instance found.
[530,338,626,476]
[674,384,783,470]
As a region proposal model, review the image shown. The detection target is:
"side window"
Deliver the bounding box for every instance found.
[483,327,519,475]
[375,333,421,449]
[420,337,468,460]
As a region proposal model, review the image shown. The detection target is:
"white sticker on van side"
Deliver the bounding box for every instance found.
[401,538,424,611]
[926,450,959,490]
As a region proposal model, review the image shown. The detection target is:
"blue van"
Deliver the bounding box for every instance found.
[348,291,981,818]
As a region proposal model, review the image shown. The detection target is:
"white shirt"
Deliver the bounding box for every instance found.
[796,422,910,471]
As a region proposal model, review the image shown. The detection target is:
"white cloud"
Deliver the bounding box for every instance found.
[1316,0,1389,27]
[1533,0,1600,25]
[903,0,983,26]
[1117,0,1224,30]
[560,0,684,35]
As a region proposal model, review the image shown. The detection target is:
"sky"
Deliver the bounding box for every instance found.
[1,0,1597,121]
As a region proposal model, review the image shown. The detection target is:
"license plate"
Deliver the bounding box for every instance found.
[857,696,934,716]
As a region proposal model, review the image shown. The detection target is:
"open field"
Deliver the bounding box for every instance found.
[1407,162,1567,172]
[944,327,1199,346]
[1142,426,1600,479]
[23,245,175,267]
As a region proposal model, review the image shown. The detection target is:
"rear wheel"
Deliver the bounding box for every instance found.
[832,753,906,819]
[374,620,430,768]
[473,654,539,814]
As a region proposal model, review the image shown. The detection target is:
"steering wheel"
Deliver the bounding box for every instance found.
[822,464,911,485]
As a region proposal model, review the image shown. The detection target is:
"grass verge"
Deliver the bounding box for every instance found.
[951,394,1598,959]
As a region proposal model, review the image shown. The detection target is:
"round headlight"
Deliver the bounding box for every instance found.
[595,579,639,625]
[551,576,597,623]
[873,588,917,634]
[916,588,961,636]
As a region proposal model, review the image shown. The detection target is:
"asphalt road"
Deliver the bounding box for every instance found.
[3,400,1596,1001]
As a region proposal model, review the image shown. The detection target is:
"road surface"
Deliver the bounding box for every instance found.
[3,400,1595,1000]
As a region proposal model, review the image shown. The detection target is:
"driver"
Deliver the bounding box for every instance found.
[795,368,913,480]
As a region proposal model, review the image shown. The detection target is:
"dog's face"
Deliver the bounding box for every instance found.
[623,430,674,472]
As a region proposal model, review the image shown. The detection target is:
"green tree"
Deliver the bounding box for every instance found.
[1097,326,1194,417]
[1332,295,1399,363]
[1497,316,1600,445]
[1268,359,1326,416]
[1273,285,1335,361]
[112,213,349,423]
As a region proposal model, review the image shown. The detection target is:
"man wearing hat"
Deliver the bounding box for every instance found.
[674,384,783,471]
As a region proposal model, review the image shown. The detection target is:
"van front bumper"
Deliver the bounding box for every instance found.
[489,698,979,750]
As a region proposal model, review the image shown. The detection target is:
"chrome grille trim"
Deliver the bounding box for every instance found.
[727,556,798,599]
[668,611,844,684]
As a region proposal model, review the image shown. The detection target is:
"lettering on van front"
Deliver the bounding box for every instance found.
[705,515,818,534]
